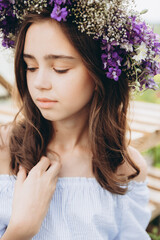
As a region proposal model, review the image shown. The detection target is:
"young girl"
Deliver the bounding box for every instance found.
[0,0,159,239]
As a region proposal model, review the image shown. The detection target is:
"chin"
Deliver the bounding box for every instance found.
[40,111,64,122]
[41,113,58,121]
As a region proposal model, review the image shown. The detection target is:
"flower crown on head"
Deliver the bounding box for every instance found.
[0,0,160,91]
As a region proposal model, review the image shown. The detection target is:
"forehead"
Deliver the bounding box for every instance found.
[23,20,80,59]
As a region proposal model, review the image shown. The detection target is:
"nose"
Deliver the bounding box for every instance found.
[34,68,52,90]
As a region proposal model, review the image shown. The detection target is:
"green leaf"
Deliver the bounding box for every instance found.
[140,9,148,15]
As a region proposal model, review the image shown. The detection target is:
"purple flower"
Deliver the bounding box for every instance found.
[101,53,108,61]
[101,39,124,80]
[143,60,160,76]
[9,0,15,4]
[2,36,14,48]
[55,0,67,4]
[0,0,17,48]
[126,17,150,45]
[50,0,64,4]
[51,4,68,21]
[100,15,160,89]
[49,0,71,6]
[107,59,117,67]
[140,78,158,90]
[106,67,122,81]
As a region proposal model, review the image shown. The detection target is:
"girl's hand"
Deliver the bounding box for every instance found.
[8,156,61,238]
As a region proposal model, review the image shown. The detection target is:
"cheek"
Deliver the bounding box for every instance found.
[60,70,95,105]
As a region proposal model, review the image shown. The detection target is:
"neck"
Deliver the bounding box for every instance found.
[50,106,91,152]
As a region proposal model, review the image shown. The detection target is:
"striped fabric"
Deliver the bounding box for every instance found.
[0,175,151,240]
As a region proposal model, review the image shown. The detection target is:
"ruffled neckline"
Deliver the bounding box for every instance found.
[0,173,148,186]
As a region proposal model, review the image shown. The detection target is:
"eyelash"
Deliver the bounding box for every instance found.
[26,68,69,74]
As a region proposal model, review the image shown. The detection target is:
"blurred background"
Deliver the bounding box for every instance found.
[0,1,160,239]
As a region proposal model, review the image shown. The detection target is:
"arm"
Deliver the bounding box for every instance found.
[1,225,32,240]
[0,125,62,239]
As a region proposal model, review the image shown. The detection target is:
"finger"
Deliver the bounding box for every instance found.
[31,156,51,174]
[46,160,62,179]
[16,165,27,187]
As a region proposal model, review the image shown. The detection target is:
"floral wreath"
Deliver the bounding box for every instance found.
[0,0,160,91]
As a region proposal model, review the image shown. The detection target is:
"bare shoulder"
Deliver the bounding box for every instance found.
[117,146,148,182]
[127,146,148,181]
[0,124,12,174]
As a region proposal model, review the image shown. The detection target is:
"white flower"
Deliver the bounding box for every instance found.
[88,0,100,4]
[132,42,148,62]
[120,43,133,52]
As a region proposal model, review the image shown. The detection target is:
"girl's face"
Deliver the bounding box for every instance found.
[23,20,95,122]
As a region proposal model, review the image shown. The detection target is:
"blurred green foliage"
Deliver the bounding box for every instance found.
[148,216,160,240]
[142,145,160,168]
[135,81,160,104]
[149,221,160,240]
[149,230,160,240]
[152,24,160,35]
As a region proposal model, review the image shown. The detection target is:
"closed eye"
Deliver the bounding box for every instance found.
[54,69,69,74]
[26,68,69,73]
[26,67,38,72]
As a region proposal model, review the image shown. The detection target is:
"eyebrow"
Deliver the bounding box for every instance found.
[23,53,76,61]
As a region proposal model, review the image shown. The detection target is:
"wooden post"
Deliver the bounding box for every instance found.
[0,75,13,96]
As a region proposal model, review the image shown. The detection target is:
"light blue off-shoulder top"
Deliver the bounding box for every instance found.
[0,175,151,240]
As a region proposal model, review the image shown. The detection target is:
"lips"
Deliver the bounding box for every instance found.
[36,98,58,109]
[37,98,58,102]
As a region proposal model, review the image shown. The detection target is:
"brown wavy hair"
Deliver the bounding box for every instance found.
[9,11,139,194]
